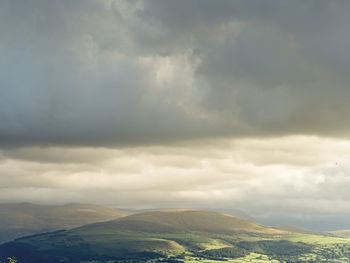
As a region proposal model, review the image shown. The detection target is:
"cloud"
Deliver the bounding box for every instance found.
[1,136,350,230]
[0,0,350,147]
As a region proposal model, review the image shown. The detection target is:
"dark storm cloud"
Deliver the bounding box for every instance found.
[1,0,350,147]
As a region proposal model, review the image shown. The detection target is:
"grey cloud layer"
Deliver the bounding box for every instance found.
[1,136,350,230]
[1,0,350,147]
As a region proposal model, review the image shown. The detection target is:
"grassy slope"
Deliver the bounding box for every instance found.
[0,203,131,243]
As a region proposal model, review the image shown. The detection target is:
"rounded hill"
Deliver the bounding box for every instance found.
[79,209,286,235]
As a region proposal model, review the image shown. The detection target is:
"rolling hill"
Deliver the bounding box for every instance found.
[2,209,350,263]
[0,202,131,244]
[79,209,284,235]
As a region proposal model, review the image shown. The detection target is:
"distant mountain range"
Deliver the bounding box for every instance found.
[0,202,131,244]
[1,209,350,263]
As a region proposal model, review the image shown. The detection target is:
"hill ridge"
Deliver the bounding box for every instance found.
[75,209,286,235]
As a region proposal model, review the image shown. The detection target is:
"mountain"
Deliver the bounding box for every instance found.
[1,209,348,263]
[0,202,131,244]
[130,208,255,221]
[81,209,283,234]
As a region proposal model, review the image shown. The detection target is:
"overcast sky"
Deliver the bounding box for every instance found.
[1,0,350,230]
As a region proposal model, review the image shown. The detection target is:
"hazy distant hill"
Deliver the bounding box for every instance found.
[329,229,350,238]
[274,225,323,235]
[0,202,131,243]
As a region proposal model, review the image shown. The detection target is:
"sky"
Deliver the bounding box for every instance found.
[1,0,350,231]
